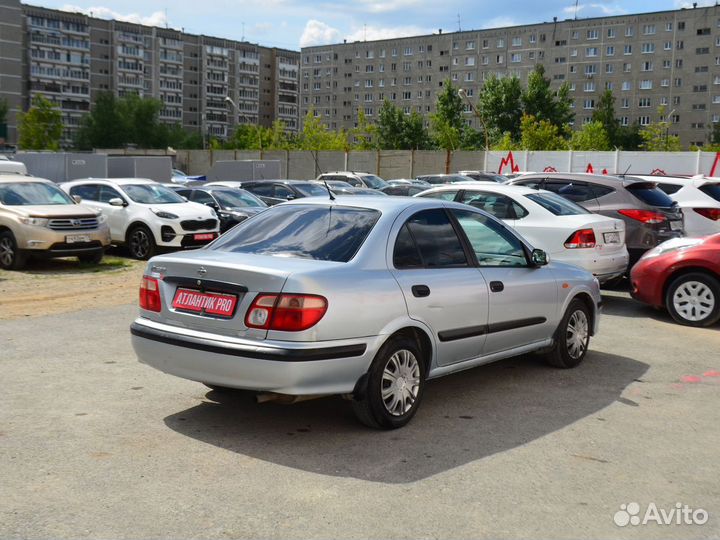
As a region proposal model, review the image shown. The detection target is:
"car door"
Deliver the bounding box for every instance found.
[389,207,489,366]
[97,185,129,240]
[450,208,558,356]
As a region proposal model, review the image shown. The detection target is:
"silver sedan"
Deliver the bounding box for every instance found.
[131,196,602,429]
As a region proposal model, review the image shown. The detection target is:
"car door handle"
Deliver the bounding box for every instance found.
[489,281,504,293]
[411,285,431,298]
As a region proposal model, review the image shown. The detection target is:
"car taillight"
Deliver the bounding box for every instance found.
[693,208,720,221]
[618,209,667,224]
[139,276,161,312]
[564,228,596,249]
[245,293,328,332]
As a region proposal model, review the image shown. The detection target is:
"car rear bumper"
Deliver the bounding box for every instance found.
[130,318,377,395]
[555,248,629,282]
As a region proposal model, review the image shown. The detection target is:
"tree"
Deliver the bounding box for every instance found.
[522,65,574,129]
[569,121,611,150]
[17,95,63,150]
[640,106,682,151]
[351,109,377,150]
[477,74,523,141]
[592,90,621,148]
[119,94,164,148]
[76,92,127,149]
[402,111,432,149]
[491,132,518,151]
[616,123,643,151]
[431,80,465,150]
[376,100,406,149]
[519,114,568,150]
[296,109,347,150]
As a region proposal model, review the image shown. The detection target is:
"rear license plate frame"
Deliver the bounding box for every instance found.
[171,288,238,318]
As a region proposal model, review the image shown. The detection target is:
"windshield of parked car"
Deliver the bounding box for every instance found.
[212,205,381,262]
[0,182,75,206]
[294,183,331,197]
[524,192,591,216]
[121,184,185,204]
[359,175,388,189]
[625,182,675,208]
[211,189,266,209]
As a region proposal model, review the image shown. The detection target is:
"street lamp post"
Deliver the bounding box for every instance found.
[664,108,676,149]
[225,96,262,150]
[458,88,489,152]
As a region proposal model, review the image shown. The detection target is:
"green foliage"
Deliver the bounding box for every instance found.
[403,111,432,150]
[710,122,720,146]
[520,114,568,151]
[76,92,126,149]
[569,121,611,151]
[615,123,642,151]
[522,65,574,129]
[640,106,682,151]
[591,90,621,148]
[478,75,523,141]
[376,101,431,149]
[296,109,347,150]
[352,109,377,150]
[431,80,465,150]
[491,132,519,151]
[0,98,8,125]
[17,95,63,150]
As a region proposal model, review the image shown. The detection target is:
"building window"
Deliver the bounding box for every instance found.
[511,53,521,63]
[607,28,616,38]
[625,26,634,37]
[511,37,522,47]
[584,81,595,92]
[622,81,631,91]
[466,41,476,50]
[584,64,597,75]
[641,43,655,53]
[664,41,672,50]
[497,38,505,48]
[606,63,614,74]
[606,46,615,56]
[639,97,651,107]
[621,98,629,108]
[642,24,656,35]
[583,98,595,109]
[586,47,598,57]
[639,116,650,126]
[587,29,599,40]
[641,61,653,71]
[639,80,653,90]
[624,45,632,55]
[665,22,673,31]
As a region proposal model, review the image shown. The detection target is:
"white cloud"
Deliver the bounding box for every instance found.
[60,4,169,27]
[353,0,422,13]
[480,16,518,29]
[674,0,715,7]
[253,22,273,33]
[562,3,627,16]
[300,19,341,47]
[345,24,431,42]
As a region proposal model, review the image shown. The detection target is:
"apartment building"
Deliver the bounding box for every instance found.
[301,5,720,147]
[0,0,299,147]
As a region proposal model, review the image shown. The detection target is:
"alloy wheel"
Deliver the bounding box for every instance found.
[130,229,150,259]
[0,237,15,267]
[672,280,715,322]
[381,349,421,416]
[566,309,589,360]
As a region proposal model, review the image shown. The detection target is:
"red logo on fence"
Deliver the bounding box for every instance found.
[498,151,520,174]
[585,163,608,175]
[650,169,667,176]
[543,166,558,172]
[710,152,720,177]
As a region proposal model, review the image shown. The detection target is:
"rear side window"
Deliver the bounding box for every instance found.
[402,209,468,268]
[70,184,99,201]
[626,183,675,208]
[525,193,590,216]
[459,191,528,219]
[699,184,720,202]
[656,183,683,195]
[248,184,273,196]
[393,224,423,268]
[515,179,542,189]
[211,205,380,263]
[419,190,458,201]
[591,184,615,199]
[545,181,596,202]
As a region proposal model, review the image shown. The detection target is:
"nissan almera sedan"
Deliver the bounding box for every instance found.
[131,197,602,429]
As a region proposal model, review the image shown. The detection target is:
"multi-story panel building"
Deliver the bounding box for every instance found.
[0,0,300,147]
[300,5,720,147]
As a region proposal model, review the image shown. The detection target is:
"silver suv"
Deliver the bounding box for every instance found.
[317,171,388,190]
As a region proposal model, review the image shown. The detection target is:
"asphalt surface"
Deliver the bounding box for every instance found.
[1,290,719,539]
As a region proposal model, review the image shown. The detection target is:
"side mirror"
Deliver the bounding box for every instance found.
[108,197,126,207]
[531,249,549,267]
[72,195,82,204]
[205,201,219,210]
[285,194,296,200]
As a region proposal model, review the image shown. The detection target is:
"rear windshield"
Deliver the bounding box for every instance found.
[699,183,720,202]
[211,205,381,262]
[359,175,388,189]
[524,193,590,216]
[0,182,74,206]
[626,182,675,208]
[294,183,330,197]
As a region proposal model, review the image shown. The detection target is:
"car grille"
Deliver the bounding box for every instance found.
[47,217,99,231]
[181,219,217,231]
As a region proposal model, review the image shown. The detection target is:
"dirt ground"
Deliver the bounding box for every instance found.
[0,254,145,321]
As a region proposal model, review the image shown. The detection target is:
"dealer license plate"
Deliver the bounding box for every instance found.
[670,220,683,231]
[66,234,90,243]
[193,233,216,241]
[172,288,238,318]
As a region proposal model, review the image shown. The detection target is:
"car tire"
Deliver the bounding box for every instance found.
[0,231,28,270]
[543,298,591,369]
[665,272,720,327]
[351,335,426,430]
[78,251,104,264]
[127,225,156,260]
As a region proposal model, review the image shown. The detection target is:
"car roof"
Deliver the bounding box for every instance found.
[513,172,632,186]
[320,171,372,176]
[419,182,541,197]
[283,195,474,214]
[245,179,312,185]
[0,174,53,184]
[66,177,157,186]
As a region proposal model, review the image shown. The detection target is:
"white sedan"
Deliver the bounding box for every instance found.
[630,175,720,237]
[416,183,629,282]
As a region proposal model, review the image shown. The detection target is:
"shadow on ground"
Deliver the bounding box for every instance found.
[164,351,647,484]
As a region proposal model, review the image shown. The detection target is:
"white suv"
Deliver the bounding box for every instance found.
[62,178,219,259]
[316,171,388,190]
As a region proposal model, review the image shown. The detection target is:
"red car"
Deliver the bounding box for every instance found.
[631,234,720,327]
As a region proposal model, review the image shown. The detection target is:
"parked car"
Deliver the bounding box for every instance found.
[381,184,429,197]
[387,179,432,187]
[416,183,628,283]
[174,187,267,233]
[507,173,684,265]
[0,175,110,269]
[206,180,330,206]
[631,234,720,327]
[628,175,720,237]
[131,196,601,429]
[62,178,219,260]
[457,170,507,183]
[317,171,388,190]
[331,186,388,196]
[415,174,476,185]
[312,179,354,190]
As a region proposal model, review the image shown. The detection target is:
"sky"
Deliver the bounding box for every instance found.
[33,0,713,50]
